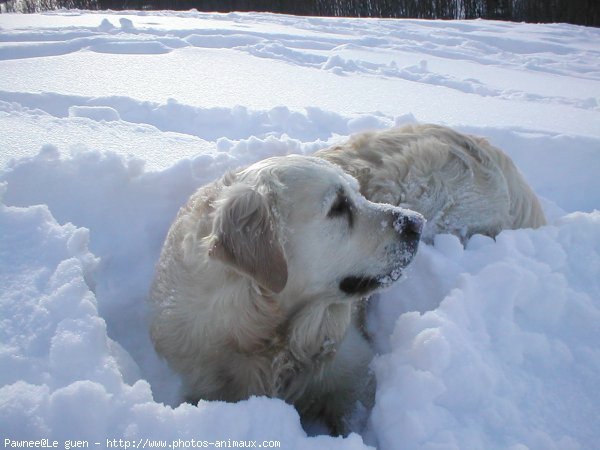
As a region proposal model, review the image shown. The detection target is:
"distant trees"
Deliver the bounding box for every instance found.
[311,0,598,24]
[2,0,96,12]
[2,0,598,26]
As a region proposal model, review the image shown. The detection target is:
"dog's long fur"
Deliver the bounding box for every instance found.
[151,155,423,433]
[150,124,545,434]
[317,124,546,241]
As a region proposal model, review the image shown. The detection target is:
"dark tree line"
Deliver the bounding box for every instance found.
[1,0,96,12]
[95,0,599,26]
[2,0,598,26]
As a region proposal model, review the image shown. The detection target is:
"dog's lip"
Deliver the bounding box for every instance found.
[340,230,421,296]
[339,275,382,296]
[339,268,403,296]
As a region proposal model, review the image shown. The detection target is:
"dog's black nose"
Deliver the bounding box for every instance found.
[393,210,425,243]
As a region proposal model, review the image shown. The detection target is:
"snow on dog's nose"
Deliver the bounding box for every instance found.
[386,208,424,277]
[393,208,425,248]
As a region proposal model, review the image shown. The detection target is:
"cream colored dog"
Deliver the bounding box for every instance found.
[150,124,545,434]
[150,155,424,434]
[317,124,545,241]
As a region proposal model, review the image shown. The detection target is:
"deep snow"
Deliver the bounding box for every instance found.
[1,10,599,450]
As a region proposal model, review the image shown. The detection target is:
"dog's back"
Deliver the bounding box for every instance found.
[317,124,546,241]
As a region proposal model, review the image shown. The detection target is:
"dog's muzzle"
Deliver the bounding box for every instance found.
[339,209,424,296]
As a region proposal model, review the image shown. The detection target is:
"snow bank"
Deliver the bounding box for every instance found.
[2,141,599,449]
[371,222,600,450]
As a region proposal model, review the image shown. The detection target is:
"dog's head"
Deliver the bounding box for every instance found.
[207,155,424,301]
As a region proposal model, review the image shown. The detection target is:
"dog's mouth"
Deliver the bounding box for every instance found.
[339,268,403,296]
[339,210,423,297]
[339,240,420,296]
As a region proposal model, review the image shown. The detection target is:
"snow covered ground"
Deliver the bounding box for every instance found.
[1,10,599,450]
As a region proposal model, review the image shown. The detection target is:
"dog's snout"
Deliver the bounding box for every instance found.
[393,210,425,243]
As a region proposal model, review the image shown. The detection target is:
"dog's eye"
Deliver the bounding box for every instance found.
[328,194,354,228]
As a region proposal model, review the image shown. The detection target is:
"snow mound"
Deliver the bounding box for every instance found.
[371,223,600,449]
[2,142,599,449]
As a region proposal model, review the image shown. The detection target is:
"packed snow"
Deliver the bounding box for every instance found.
[1,9,599,450]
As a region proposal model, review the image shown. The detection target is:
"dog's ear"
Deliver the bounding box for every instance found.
[208,185,288,294]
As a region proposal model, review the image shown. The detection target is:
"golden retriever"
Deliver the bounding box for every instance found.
[150,155,424,434]
[150,124,545,434]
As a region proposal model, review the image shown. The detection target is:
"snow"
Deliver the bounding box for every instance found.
[1,9,599,450]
